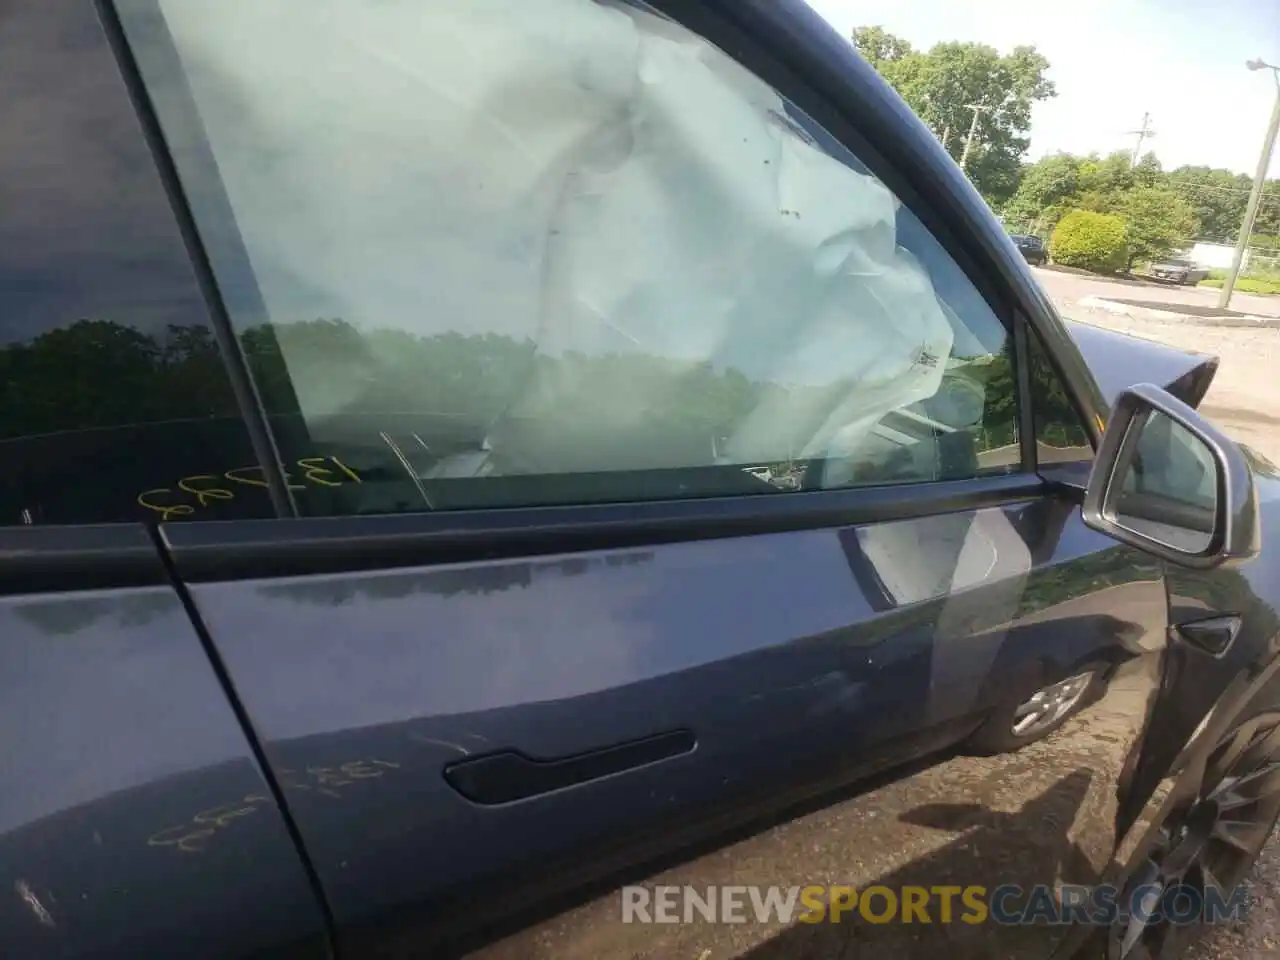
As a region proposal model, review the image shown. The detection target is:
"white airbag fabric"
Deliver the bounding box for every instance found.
[157,0,955,475]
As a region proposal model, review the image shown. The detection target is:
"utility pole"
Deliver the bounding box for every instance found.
[1124,112,1156,167]
[940,124,951,151]
[959,104,988,172]
[1221,59,1280,309]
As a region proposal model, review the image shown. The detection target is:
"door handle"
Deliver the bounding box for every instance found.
[443,729,696,805]
[1174,615,1242,658]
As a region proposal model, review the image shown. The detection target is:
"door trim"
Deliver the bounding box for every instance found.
[161,473,1047,582]
[0,524,167,594]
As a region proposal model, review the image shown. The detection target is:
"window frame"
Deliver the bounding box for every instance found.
[92,0,1075,573]
[96,0,299,519]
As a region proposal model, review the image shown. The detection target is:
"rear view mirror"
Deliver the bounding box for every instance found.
[1082,383,1259,568]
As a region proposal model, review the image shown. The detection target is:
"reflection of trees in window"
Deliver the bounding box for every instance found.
[1026,333,1090,449]
[0,315,1016,523]
[953,332,1090,461]
[953,337,1017,454]
[0,319,237,441]
[1,315,1018,447]
[1015,546,1161,620]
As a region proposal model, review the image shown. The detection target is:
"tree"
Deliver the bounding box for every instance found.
[851,25,915,66]
[1002,153,1083,227]
[1259,186,1280,239]
[1073,151,1138,213]
[1132,151,1163,188]
[1119,186,1197,269]
[1166,166,1251,242]
[1049,210,1128,273]
[850,27,1056,206]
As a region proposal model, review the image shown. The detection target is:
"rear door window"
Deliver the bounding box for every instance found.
[0,0,267,526]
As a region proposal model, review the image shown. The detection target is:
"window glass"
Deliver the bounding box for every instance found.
[116,0,1020,516]
[1027,329,1093,464]
[1116,410,1217,552]
[1122,413,1216,508]
[0,1,268,526]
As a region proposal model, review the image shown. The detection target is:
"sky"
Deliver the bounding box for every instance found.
[805,0,1280,177]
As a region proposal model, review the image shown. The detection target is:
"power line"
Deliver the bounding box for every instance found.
[1166,179,1280,196]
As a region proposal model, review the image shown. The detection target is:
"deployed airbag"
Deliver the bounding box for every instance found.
[155,0,957,480]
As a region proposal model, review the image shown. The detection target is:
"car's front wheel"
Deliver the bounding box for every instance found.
[1106,711,1280,959]
[966,661,1109,754]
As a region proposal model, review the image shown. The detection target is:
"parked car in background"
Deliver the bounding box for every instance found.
[1150,257,1210,285]
[1011,233,1047,265]
[6,3,1280,960]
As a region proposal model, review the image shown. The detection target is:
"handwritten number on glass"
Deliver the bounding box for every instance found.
[177,475,235,507]
[225,466,270,489]
[137,489,196,521]
[138,457,362,519]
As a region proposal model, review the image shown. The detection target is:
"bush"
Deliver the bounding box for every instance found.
[1049,210,1128,273]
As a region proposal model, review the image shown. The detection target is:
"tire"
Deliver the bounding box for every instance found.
[965,661,1109,755]
[1106,710,1280,959]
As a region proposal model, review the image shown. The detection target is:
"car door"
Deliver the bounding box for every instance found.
[103,0,1171,957]
[0,4,328,956]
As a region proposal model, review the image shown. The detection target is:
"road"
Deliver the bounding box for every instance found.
[1031,267,1280,320]
[1030,267,1280,467]
[1032,266,1280,960]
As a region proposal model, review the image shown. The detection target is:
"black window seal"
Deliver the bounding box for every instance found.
[1014,317,1037,474]
[93,0,298,520]
[161,472,1047,582]
[0,524,167,595]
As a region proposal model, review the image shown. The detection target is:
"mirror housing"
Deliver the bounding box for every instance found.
[1082,383,1260,569]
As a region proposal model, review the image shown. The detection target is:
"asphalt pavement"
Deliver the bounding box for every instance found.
[1030,267,1280,321]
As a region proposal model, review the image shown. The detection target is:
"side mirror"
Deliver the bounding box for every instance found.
[1082,383,1260,568]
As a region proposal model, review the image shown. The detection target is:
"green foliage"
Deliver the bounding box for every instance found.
[851,25,914,65]
[1131,151,1163,188]
[0,319,238,439]
[1073,151,1140,214]
[1169,166,1280,242]
[1120,185,1197,269]
[1049,210,1128,273]
[1198,276,1280,295]
[1202,260,1280,293]
[851,26,1055,206]
[1006,152,1280,263]
[852,27,1280,248]
[1001,153,1082,227]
